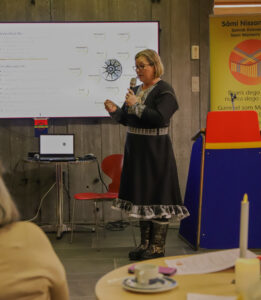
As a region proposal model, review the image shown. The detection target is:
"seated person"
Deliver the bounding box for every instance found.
[0,164,69,300]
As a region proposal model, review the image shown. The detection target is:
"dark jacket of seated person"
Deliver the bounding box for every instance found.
[0,165,70,300]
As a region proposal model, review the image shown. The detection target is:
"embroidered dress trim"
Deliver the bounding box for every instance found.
[112,198,190,221]
[127,126,169,136]
[127,103,146,118]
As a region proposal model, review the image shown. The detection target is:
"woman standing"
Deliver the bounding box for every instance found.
[104,49,189,260]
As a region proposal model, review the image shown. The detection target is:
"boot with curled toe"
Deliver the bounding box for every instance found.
[128,220,152,260]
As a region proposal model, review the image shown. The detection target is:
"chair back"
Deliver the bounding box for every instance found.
[206,111,261,143]
[101,154,123,193]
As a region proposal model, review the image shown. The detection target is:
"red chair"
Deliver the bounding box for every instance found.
[70,154,123,243]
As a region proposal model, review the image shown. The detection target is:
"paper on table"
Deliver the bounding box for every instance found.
[165,248,256,275]
[187,293,237,300]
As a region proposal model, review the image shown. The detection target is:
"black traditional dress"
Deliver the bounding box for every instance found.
[110,80,189,220]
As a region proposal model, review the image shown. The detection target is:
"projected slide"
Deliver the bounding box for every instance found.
[0,22,159,118]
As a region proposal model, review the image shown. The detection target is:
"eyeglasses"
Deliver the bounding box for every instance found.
[133,64,152,71]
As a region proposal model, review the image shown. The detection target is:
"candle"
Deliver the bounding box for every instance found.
[235,258,260,295]
[239,193,249,258]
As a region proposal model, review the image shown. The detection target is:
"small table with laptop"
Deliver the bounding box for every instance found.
[26,134,96,238]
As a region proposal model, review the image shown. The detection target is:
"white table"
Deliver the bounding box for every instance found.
[95,256,237,300]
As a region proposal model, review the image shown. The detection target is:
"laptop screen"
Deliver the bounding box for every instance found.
[40,134,74,156]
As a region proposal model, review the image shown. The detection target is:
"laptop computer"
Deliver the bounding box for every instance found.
[39,134,75,161]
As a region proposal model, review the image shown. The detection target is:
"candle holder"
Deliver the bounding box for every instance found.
[235,258,260,298]
[244,279,261,300]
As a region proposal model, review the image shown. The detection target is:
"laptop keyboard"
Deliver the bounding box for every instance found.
[39,157,76,162]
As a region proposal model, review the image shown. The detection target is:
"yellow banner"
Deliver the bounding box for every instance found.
[210,15,261,125]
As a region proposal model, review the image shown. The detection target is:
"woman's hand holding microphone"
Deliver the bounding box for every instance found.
[125,89,138,107]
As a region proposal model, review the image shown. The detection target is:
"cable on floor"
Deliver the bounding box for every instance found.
[105,220,130,231]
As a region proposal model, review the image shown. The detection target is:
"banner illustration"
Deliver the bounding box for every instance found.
[210,15,261,125]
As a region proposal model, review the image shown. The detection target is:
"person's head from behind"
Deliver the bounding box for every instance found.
[0,164,20,227]
[134,49,164,84]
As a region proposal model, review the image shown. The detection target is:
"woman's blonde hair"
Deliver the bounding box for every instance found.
[135,49,164,78]
[0,164,20,227]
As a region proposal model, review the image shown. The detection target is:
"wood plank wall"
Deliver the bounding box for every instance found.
[0,0,212,226]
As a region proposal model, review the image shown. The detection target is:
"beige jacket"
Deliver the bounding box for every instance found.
[0,221,69,300]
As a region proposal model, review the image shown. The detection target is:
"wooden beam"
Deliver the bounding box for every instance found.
[214,0,261,14]
[215,0,261,3]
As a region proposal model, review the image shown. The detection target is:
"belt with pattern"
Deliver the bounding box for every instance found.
[127,126,169,136]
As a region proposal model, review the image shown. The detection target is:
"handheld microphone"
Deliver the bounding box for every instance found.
[130,77,137,91]
[230,92,237,111]
[124,78,137,109]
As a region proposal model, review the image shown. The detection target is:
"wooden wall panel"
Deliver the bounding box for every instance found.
[107,0,151,21]
[189,0,200,132]
[152,0,172,83]
[60,0,109,21]
[170,0,193,197]
[0,0,212,227]
[0,119,35,219]
[200,0,213,128]
[0,0,51,22]
[9,120,36,219]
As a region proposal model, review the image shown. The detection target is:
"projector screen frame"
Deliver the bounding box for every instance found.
[0,21,160,119]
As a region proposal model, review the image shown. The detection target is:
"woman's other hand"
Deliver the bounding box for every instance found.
[104,99,117,113]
